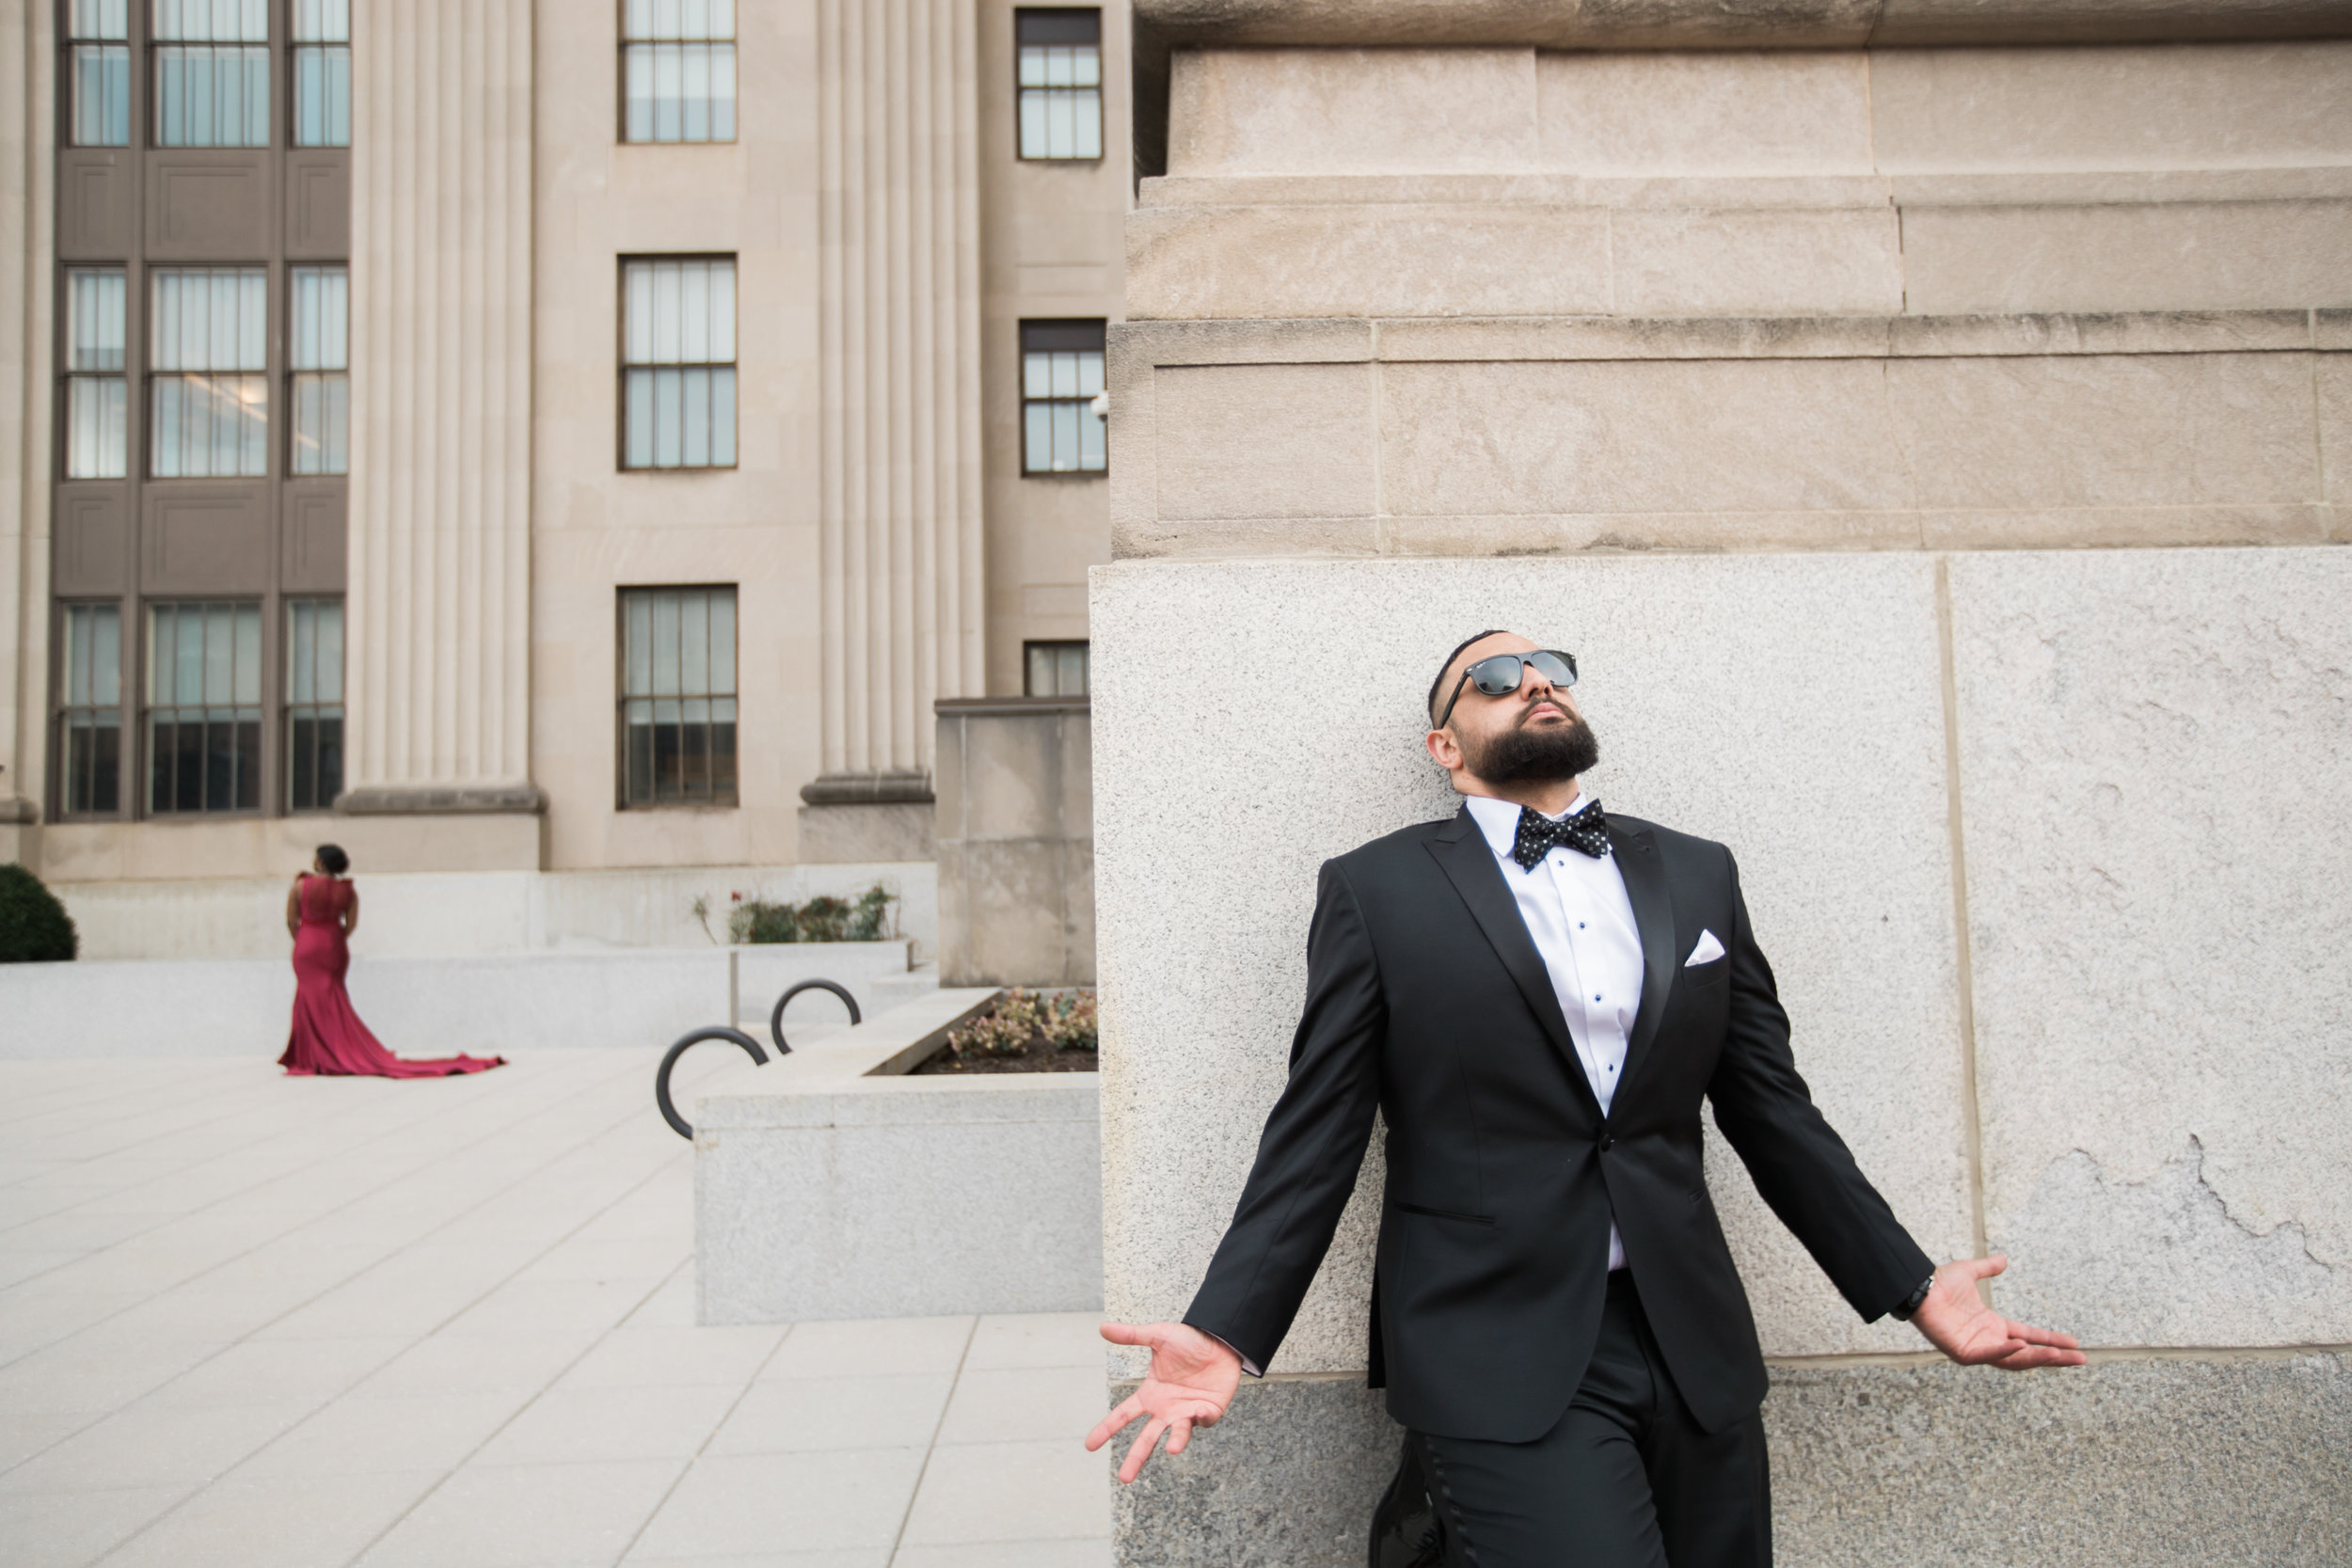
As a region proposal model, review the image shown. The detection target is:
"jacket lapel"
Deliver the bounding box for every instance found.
[1427,808,1601,1120]
[1607,818,1678,1110]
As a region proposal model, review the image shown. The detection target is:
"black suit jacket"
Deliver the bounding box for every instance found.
[1183,805,1934,1441]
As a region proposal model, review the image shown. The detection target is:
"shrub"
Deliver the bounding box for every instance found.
[724,881,898,944]
[1040,989,1099,1052]
[0,864,77,963]
[946,988,1098,1058]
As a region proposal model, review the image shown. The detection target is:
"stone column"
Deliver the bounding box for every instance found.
[338,0,538,824]
[0,0,54,865]
[802,0,986,862]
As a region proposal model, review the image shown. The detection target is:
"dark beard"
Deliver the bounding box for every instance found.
[1461,712,1599,786]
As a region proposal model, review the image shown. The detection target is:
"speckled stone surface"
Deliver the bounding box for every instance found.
[1091,554,1977,1375]
[1948,548,2352,1348]
[1112,1355,2352,1567]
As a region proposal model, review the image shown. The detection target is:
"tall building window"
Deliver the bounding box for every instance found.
[151,269,268,478]
[1025,640,1089,697]
[622,258,737,470]
[619,587,739,807]
[1016,10,1101,160]
[64,268,128,481]
[1020,320,1105,475]
[60,604,123,816]
[146,600,262,815]
[152,0,270,149]
[292,0,352,148]
[623,0,738,144]
[68,0,131,148]
[285,598,343,812]
[289,265,348,474]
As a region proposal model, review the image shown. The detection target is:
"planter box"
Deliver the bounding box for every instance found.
[693,988,1103,1323]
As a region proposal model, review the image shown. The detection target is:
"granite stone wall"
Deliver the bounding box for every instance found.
[1096,12,2352,1564]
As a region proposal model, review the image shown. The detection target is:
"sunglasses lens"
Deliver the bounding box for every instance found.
[1527,651,1577,689]
[1470,655,1524,696]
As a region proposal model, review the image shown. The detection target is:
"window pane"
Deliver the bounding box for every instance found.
[68,378,128,480]
[318,602,342,696]
[709,368,736,467]
[680,591,709,694]
[625,46,654,143]
[294,45,352,147]
[1080,394,1106,470]
[72,45,130,147]
[625,594,653,696]
[652,592,680,694]
[1024,404,1052,475]
[682,367,710,468]
[624,369,654,468]
[708,590,736,695]
[155,45,270,146]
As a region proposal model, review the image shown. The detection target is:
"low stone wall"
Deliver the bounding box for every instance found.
[0,941,918,1059]
[694,988,1104,1323]
[48,862,941,964]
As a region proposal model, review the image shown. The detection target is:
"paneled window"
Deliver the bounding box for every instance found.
[64,268,128,481]
[285,598,343,812]
[1016,10,1101,160]
[151,268,268,478]
[619,587,738,807]
[60,604,124,816]
[1025,640,1089,697]
[147,600,262,815]
[292,0,351,148]
[622,258,737,470]
[623,0,738,144]
[68,0,131,148]
[289,265,349,474]
[1019,320,1105,475]
[152,0,270,149]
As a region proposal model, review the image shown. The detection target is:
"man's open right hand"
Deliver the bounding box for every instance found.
[1085,1321,1243,1483]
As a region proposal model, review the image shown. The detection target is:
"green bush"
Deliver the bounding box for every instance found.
[0,863,77,963]
[723,881,897,944]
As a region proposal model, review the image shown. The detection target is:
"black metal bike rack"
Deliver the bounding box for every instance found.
[655,976,866,1140]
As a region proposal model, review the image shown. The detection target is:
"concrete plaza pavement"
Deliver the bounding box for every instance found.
[0,1050,1113,1567]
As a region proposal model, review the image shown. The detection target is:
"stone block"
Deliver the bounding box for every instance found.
[1114,1354,2352,1567]
[1168,48,1539,177]
[1126,205,1613,320]
[1885,352,2320,510]
[1092,555,1977,1375]
[1537,50,1874,175]
[1609,206,1903,318]
[697,1075,1102,1323]
[796,800,936,864]
[942,837,1084,989]
[1947,547,2352,1347]
[1375,358,1911,518]
[2321,356,2352,507]
[1868,41,2352,172]
[1899,200,2352,315]
[1152,363,1376,520]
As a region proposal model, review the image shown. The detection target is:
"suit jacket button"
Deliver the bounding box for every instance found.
[1598,1133,1614,1152]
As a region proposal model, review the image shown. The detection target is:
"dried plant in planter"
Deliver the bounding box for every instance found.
[926,988,1098,1074]
[716,881,898,944]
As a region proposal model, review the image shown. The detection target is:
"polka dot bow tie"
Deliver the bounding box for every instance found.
[1511,801,1612,869]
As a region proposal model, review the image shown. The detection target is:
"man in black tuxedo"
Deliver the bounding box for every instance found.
[1088,630,2084,1566]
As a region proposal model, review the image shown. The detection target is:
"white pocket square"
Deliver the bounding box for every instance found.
[1684,929,1726,967]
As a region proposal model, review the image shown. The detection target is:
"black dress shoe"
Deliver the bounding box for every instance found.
[1369,1436,1458,1568]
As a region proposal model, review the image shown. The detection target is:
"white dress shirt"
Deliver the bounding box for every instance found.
[1464,792,1645,1272]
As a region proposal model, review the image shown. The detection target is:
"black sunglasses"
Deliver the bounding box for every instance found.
[1434,650,1579,730]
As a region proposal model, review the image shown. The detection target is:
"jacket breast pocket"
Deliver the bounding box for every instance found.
[1679,958,1729,992]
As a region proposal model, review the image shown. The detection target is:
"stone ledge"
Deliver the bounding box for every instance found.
[1114,309,2344,367]
[797,770,936,806]
[1111,1354,2352,1567]
[335,783,547,815]
[1132,0,2352,51]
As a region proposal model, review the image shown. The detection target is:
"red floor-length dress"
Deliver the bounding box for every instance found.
[278,875,505,1077]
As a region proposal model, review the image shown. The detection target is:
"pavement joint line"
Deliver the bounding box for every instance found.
[0,1063,542,1234]
[0,1058,681,1490]
[0,1052,646,1324]
[609,1270,801,1566]
[0,1057,249,1129]
[309,1160,698,1568]
[885,1314,983,1566]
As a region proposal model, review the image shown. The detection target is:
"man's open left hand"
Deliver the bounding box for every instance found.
[1910,1255,2087,1370]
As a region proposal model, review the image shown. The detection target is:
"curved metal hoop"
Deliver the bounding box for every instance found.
[769,979,863,1056]
[655,1026,768,1141]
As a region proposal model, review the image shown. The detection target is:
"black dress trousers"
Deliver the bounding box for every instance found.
[1406,1273,1771,1568]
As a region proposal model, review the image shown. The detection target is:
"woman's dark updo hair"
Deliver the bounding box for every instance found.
[315,844,351,877]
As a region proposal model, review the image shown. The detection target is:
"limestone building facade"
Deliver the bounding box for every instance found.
[1093,4,2352,1563]
[1,0,1127,955]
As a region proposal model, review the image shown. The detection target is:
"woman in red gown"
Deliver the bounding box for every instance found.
[278,844,505,1078]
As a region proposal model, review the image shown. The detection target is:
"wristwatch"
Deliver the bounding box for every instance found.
[1890,1271,1937,1322]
